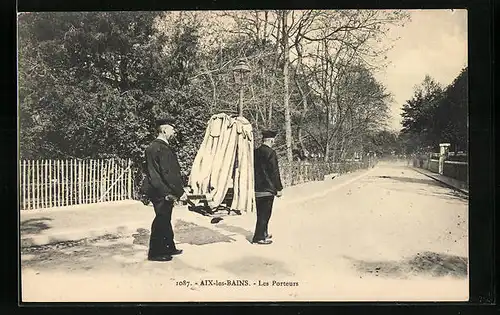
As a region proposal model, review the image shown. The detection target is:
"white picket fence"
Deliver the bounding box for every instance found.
[19,158,133,210]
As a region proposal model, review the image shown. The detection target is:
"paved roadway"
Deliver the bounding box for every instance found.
[21,162,468,302]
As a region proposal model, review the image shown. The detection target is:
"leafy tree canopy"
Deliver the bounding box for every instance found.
[400,68,467,154]
[19,12,211,184]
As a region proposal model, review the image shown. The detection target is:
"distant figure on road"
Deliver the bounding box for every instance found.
[252,130,283,245]
[141,118,188,262]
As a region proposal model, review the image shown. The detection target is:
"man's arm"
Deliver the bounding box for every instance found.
[269,150,283,192]
[159,146,185,199]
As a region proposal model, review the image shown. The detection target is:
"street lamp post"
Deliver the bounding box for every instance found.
[232,58,251,117]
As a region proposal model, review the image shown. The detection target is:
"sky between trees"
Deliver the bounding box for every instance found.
[375,9,467,131]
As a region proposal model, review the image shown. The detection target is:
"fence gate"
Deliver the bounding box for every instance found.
[19,158,133,210]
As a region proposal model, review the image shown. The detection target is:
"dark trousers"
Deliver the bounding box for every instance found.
[253,196,274,242]
[148,197,176,257]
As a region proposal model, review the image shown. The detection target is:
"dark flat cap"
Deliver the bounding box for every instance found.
[155,117,175,128]
[262,130,278,139]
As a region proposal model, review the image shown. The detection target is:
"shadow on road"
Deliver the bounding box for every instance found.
[20,218,53,235]
[21,232,208,274]
[21,219,237,274]
[216,223,254,243]
[131,220,236,246]
[377,175,443,187]
[131,228,150,246]
[346,251,468,279]
[21,234,124,270]
[377,175,468,201]
[174,220,235,245]
[414,189,468,201]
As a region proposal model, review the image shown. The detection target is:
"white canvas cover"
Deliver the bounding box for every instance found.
[188,113,256,213]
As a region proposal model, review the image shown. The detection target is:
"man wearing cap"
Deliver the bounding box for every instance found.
[252,130,283,245]
[141,118,188,261]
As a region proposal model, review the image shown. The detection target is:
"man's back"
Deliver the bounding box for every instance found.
[254,144,283,194]
[143,139,184,199]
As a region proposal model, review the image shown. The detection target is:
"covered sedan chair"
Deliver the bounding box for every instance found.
[186,113,256,220]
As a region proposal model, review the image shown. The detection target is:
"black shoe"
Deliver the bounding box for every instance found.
[253,239,273,245]
[265,234,273,239]
[168,249,183,256]
[211,217,223,224]
[148,254,173,262]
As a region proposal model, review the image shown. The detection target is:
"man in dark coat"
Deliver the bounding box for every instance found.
[252,130,283,245]
[141,118,188,261]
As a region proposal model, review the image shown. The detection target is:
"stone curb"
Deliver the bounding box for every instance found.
[410,167,468,196]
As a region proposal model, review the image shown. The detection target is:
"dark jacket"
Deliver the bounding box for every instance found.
[254,144,283,195]
[141,139,185,199]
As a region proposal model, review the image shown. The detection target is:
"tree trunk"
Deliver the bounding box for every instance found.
[298,127,306,157]
[294,42,308,159]
[255,11,260,45]
[268,103,273,128]
[339,135,346,162]
[329,139,336,163]
[324,141,330,162]
[263,11,268,45]
[274,12,281,68]
[324,104,330,162]
[282,11,293,163]
[322,38,330,163]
